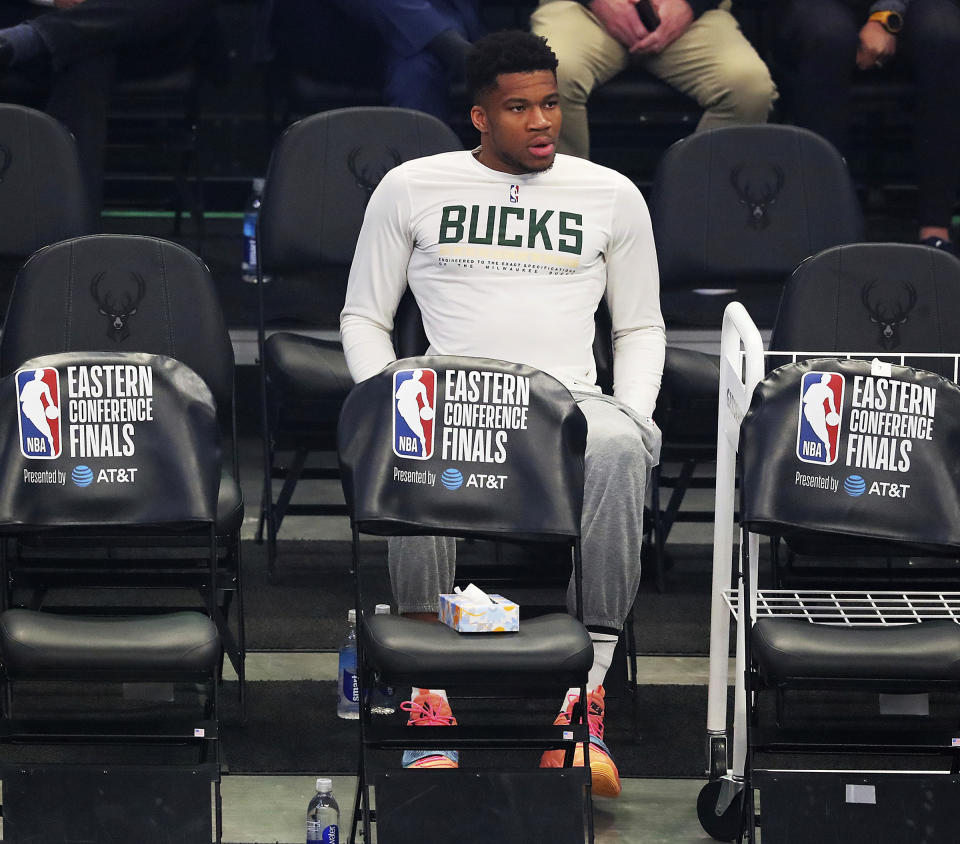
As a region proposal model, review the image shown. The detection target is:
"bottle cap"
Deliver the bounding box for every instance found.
[375,603,391,615]
[253,177,266,193]
[316,777,332,793]
[347,608,357,623]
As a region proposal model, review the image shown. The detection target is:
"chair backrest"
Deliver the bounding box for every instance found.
[338,356,587,542]
[0,104,96,257]
[259,106,463,274]
[739,358,960,554]
[770,243,960,376]
[649,125,865,290]
[0,350,220,530]
[0,235,234,415]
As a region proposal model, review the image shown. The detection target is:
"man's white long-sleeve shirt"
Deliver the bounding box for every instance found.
[340,150,665,418]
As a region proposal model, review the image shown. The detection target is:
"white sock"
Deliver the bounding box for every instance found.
[564,634,618,705]
[412,687,448,703]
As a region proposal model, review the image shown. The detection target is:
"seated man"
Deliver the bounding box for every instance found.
[340,29,664,798]
[529,0,777,158]
[0,0,219,212]
[773,0,960,253]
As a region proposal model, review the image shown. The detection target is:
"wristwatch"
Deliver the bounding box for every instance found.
[868,10,903,33]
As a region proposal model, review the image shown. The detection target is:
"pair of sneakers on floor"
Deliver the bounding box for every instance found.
[398,686,621,798]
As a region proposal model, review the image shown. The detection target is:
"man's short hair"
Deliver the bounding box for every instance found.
[466,30,559,104]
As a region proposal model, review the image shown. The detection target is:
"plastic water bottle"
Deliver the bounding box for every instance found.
[370,603,396,715]
[307,777,339,843]
[241,178,269,283]
[337,609,359,719]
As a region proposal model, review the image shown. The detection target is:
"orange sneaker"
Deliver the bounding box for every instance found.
[539,685,621,797]
[400,691,459,769]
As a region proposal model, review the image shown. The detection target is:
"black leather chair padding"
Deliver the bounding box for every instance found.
[0,351,220,529]
[650,125,865,291]
[770,243,960,378]
[259,107,462,272]
[218,470,243,534]
[752,617,960,683]
[740,359,960,552]
[339,356,587,541]
[0,608,220,675]
[0,235,235,414]
[0,104,95,256]
[263,333,353,412]
[362,613,593,688]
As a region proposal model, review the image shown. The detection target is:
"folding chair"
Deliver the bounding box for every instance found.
[256,106,462,581]
[338,356,595,843]
[0,234,245,714]
[0,350,223,843]
[698,303,960,842]
[647,125,866,589]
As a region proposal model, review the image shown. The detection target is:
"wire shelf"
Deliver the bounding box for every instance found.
[723,588,960,625]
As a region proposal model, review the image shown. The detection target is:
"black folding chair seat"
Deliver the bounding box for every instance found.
[363,613,592,689]
[0,609,220,678]
[263,333,352,417]
[654,347,720,446]
[752,618,960,685]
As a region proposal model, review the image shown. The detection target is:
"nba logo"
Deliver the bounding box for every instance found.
[509,184,519,204]
[796,371,844,465]
[16,367,62,459]
[393,368,436,460]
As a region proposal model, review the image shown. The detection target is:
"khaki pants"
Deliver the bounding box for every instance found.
[531,0,777,157]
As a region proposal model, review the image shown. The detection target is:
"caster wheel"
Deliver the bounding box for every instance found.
[697,779,744,842]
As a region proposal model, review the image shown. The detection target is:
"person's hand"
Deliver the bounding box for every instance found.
[631,0,694,54]
[856,21,897,70]
[588,0,652,50]
[54,0,87,9]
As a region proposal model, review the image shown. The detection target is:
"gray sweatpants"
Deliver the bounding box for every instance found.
[388,395,662,630]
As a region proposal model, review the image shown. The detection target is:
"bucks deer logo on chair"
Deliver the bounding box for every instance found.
[860,281,918,351]
[730,164,785,230]
[90,271,146,343]
[347,147,404,207]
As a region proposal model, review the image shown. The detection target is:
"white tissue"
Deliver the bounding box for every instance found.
[453,583,494,603]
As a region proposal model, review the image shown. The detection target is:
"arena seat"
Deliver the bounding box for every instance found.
[338,355,594,843]
[734,357,960,842]
[647,124,865,588]
[0,350,223,843]
[255,106,462,581]
[0,234,245,715]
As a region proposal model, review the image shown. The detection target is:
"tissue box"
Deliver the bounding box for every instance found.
[439,593,519,632]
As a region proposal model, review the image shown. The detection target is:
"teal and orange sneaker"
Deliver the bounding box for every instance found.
[539,685,621,797]
[400,691,459,769]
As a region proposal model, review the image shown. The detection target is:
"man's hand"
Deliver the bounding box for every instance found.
[54,0,87,9]
[856,21,896,70]
[588,0,652,50]
[631,0,694,54]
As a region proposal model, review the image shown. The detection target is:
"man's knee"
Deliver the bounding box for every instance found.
[706,56,777,123]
